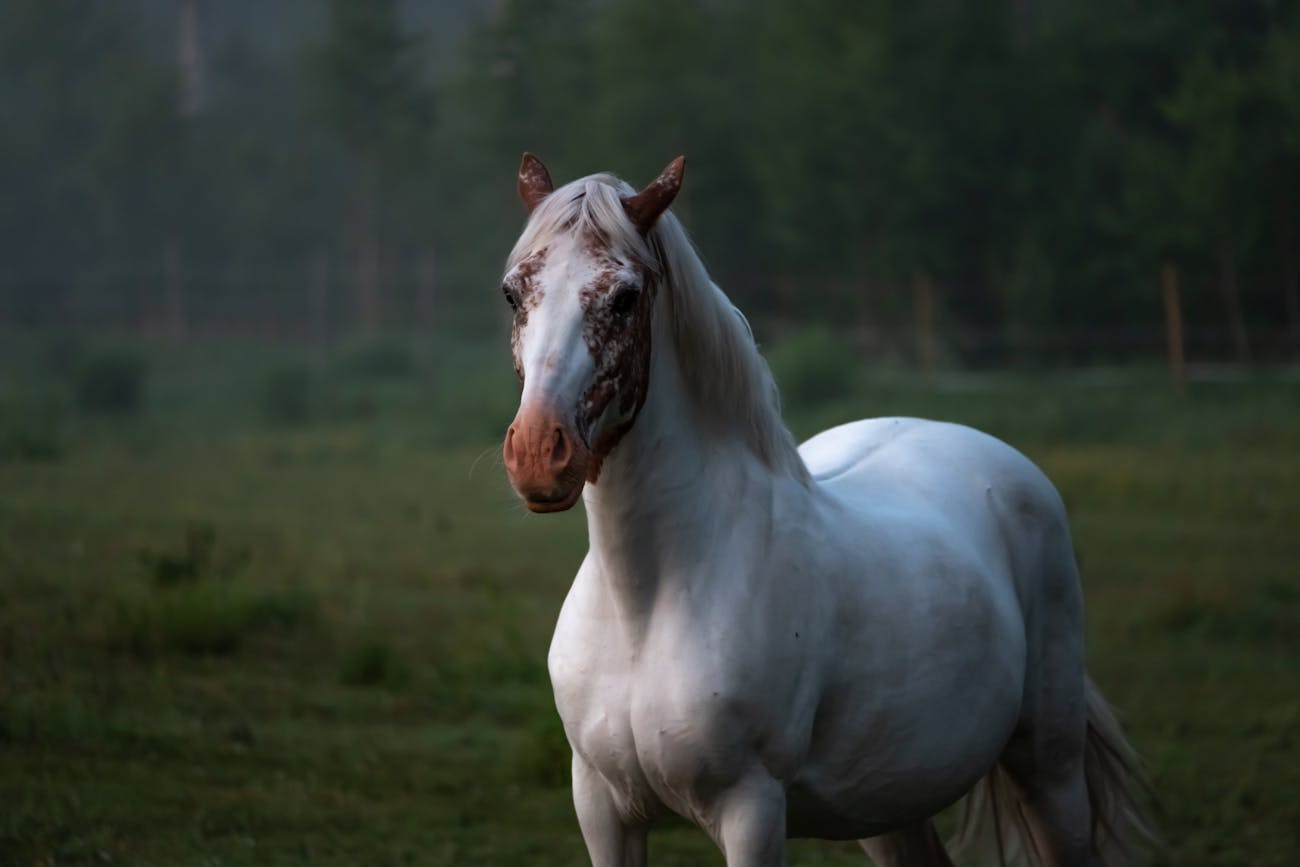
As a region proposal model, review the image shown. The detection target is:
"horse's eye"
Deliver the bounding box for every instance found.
[502,284,519,311]
[610,286,639,318]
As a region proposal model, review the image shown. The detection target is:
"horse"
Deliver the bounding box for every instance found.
[497,153,1155,867]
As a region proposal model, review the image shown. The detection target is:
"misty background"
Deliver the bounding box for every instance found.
[4,0,1298,362]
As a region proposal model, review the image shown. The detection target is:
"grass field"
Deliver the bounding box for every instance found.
[1,334,1297,866]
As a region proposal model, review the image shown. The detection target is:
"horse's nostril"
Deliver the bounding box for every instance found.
[550,427,570,469]
[503,426,519,470]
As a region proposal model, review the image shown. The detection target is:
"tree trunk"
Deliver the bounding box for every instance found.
[355,159,381,334]
[165,239,187,342]
[1277,201,1300,356]
[177,0,203,117]
[1161,263,1185,394]
[1217,247,1251,363]
[310,249,330,364]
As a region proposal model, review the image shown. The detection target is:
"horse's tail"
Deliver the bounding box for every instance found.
[953,677,1160,867]
[1080,677,1162,864]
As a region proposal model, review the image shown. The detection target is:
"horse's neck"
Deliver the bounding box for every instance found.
[582,344,778,630]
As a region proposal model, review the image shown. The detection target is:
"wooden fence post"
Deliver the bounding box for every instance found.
[914,270,936,378]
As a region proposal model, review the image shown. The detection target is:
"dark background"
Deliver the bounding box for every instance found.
[3,0,1298,362]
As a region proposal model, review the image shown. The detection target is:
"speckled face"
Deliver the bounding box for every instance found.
[503,227,656,482]
[503,154,683,509]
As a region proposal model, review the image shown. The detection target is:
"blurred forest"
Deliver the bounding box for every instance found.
[2,0,1298,363]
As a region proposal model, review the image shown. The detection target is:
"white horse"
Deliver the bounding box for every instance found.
[498,154,1154,867]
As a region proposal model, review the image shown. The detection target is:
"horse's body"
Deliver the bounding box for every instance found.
[499,155,1152,867]
[554,417,1062,839]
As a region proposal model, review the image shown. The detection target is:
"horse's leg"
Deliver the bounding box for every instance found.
[573,755,647,867]
[712,772,787,867]
[858,821,955,867]
[997,735,1097,867]
[995,552,1101,867]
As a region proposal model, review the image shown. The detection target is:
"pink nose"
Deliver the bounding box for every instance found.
[502,405,588,512]
[504,423,572,478]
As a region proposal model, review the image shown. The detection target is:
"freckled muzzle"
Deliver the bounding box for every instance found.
[502,404,589,513]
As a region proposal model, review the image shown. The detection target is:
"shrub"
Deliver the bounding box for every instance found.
[0,413,64,463]
[113,580,314,657]
[138,523,217,586]
[514,715,571,788]
[765,327,861,411]
[116,525,312,656]
[73,349,148,414]
[335,337,418,380]
[340,638,407,688]
[257,362,316,425]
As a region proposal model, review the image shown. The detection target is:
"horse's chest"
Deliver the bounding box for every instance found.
[553,644,743,822]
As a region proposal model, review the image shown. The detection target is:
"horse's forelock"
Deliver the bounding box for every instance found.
[507,174,656,274]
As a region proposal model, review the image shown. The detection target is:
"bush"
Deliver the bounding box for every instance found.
[514,715,571,788]
[766,327,861,411]
[138,522,218,586]
[257,362,316,425]
[115,525,310,656]
[73,349,148,414]
[113,580,314,656]
[335,337,418,380]
[340,638,407,688]
[0,406,65,463]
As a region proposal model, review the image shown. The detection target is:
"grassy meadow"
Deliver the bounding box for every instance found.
[1,332,1297,866]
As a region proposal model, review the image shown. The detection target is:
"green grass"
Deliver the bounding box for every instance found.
[0,334,1297,865]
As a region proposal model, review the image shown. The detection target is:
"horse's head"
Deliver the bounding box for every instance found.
[500,153,684,513]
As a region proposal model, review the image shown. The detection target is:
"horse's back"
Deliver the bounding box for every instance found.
[801,416,1053,499]
[800,417,1074,606]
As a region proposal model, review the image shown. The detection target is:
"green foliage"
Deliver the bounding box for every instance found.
[0,421,64,463]
[514,715,571,789]
[335,336,419,380]
[766,327,862,412]
[339,637,407,688]
[304,0,431,161]
[3,0,1298,354]
[114,525,313,656]
[112,578,313,657]
[257,361,318,425]
[73,348,148,415]
[0,397,65,463]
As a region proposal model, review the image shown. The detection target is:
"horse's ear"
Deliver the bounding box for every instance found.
[518,152,554,213]
[623,156,685,233]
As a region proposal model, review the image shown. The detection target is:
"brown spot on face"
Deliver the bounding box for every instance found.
[507,247,549,382]
[576,235,657,481]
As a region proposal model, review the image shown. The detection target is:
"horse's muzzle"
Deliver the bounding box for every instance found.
[503,404,589,513]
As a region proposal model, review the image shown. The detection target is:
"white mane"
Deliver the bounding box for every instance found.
[508,173,810,484]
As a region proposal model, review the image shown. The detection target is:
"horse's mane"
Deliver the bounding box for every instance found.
[508,173,810,484]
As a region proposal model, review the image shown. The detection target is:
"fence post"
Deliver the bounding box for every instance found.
[914,270,936,378]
